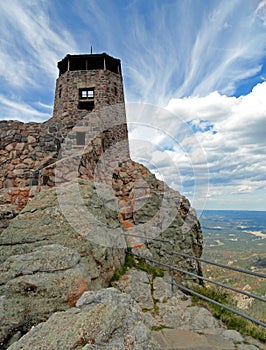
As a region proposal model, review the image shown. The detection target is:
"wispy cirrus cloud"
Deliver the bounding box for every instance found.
[1,0,266,113]
[0,0,77,120]
[0,94,50,122]
[74,0,266,105]
[0,0,77,89]
[0,0,266,210]
[174,0,266,97]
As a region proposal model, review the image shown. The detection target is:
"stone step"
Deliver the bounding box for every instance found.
[151,328,238,350]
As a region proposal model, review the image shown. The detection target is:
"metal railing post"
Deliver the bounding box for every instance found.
[123,232,266,328]
[171,240,174,294]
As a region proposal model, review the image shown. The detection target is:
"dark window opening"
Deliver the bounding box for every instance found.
[79,88,94,110]
[58,87,62,98]
[78,100,94,111]
[76,132,86,145]
[30,171,39,186]
[114,86,118,96]
[43,175,49,185]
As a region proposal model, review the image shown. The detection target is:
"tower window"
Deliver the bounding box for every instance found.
[80,88,94,99]
[76,132,86,145]
[79,88,95,110]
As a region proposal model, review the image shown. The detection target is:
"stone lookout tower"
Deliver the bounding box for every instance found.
[0,52,131,209]
[50,52,130,184]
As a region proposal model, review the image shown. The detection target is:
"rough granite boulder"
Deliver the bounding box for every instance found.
[0,244,90,347]
[113,268,154,310]
[0,179,126,347]
[111,269,220,332]
[7,269,263,350]
[0,179,125,285]
[7,288,157,350]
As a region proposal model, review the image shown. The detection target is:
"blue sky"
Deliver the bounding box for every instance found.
[0,0,266,211]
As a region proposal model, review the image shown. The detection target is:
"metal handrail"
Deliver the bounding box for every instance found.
[163,250,266,303]
[128,250,266,303]
[173,251,266,279]
[128,250,266,328]
[172,281,266,328]
[124,232,266,328]
[123,232,173,244]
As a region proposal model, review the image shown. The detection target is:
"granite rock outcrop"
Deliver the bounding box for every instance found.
[7,269,265,350]
[0,165,204,347]
[7,287,156,350]
[0,179,126,347]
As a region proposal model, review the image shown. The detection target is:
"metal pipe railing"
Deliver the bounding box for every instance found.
[172,281,266,328]
[128,250,266,328]
[124,232,266,328]
[123,232,173,244]
[128,250,266,303]
[159,248,266,303]
[173,251,266,279]
[124,233,265,300]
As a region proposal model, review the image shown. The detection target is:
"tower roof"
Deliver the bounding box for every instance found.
[57,53,121,76]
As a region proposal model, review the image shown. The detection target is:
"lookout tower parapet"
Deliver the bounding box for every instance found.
[57,53,122,76]
[53,53,125,122]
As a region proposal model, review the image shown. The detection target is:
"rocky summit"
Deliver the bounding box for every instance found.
[0,162,204,349]
[0,175,265,349]
[0,52,265,349]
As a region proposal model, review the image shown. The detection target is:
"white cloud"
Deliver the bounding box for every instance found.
[124,82,266,210]
[256,0,266,24]
[0,94,50,122]
[0,0,266,210]
[73,1,266,104]
[0,1,77,91]
[163,83,266,209]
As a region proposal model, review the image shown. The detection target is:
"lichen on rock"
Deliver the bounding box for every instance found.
[7,288,157,350]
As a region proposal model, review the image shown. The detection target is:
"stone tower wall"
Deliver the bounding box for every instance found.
[0,54,130,213]
[0,120,57,189]
[53,69,125,120]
